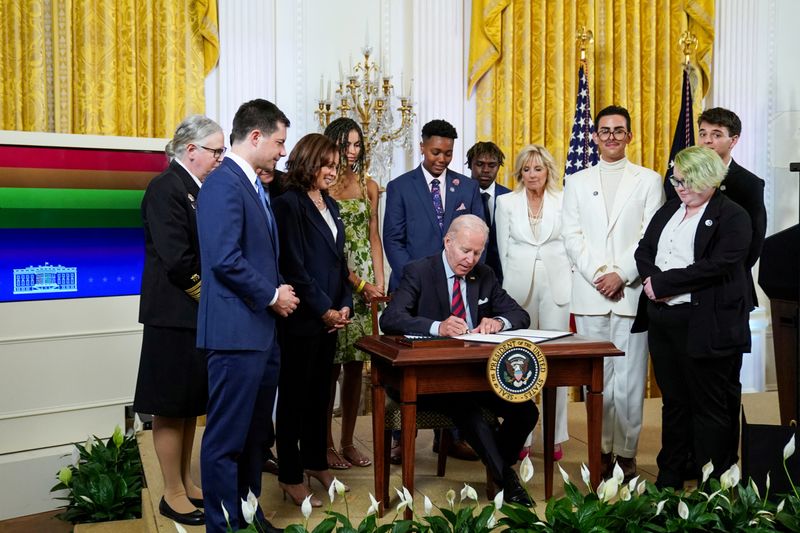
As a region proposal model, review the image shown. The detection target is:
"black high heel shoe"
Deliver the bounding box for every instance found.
[159,496,205,526]
[188,496,204,508]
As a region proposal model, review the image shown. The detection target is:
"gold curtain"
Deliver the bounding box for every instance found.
[468,0,714,188]
[0,0,219,137]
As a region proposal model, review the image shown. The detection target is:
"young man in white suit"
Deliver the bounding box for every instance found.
[561,105,664,481]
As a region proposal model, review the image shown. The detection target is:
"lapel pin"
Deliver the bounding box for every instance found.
[592,191,598,196]
[705,219,713,227]
[450,187,455,192]
[452,178,460,186]
[720,184,727,191]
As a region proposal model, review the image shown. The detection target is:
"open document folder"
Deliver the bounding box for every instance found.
[454,329,573,344]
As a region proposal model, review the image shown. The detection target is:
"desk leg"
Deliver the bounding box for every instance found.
[586,389,603,490]
[542,386,556,500]
[371,367,387,516]
[400,400,417,521]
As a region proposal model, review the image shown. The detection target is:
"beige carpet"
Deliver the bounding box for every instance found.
[134,391,781,532]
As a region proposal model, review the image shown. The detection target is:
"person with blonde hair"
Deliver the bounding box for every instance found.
[495,144,572,461]
[633,145,752,488]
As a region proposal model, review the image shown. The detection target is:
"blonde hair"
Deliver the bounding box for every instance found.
[673,146,728,192]
[511,144,561,194]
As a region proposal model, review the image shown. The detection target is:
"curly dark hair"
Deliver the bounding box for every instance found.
[324,117,366,173]
[284,133,339,192]
[465,141,505,167]
[421,119,458,140]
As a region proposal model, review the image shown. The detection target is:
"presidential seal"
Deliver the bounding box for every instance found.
[486,338,547,402]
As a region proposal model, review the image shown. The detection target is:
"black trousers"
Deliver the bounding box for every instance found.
[418,392,538,486]
[647,301,739,488]
[276,331,337,484]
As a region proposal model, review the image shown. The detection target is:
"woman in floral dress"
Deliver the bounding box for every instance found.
[323,118,385,469]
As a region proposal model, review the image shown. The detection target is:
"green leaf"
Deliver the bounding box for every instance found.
[310,516,337,533]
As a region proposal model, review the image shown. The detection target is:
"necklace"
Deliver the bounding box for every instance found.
[308,191,326,210]
[526,195,544,221]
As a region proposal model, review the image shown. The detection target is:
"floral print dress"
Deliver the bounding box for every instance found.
[334,197,374,363]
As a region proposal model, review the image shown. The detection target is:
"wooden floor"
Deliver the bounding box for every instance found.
[0,392,781,532]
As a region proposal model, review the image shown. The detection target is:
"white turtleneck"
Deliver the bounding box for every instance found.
[599,156,627,217]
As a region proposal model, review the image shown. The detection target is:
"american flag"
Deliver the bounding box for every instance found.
[565,61,599,177]
[664,66,695,201]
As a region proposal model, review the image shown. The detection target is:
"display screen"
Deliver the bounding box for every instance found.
[0,144,167,302]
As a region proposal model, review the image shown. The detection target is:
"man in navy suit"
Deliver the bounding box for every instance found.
[383,119,484,462]
[467,141,510,284]
[380,215,536,506]
[197,99,299,533]
[384,119,485,292]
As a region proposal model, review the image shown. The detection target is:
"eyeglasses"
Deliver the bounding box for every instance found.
[668,177,688,189]
[199,145,227,160]
[596,128,629,141]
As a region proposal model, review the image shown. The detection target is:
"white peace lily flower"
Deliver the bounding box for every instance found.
[395,487,412,512]
[558,464,570,484]
[247,489,258,511]
[766,472,771,491]
[423,495,433,516]
[333,477,346,496]
[301,495,313,519]
[655,499,666,516]
[366,493,380,516]
[600,477,619,502]
[749,478,761,499]
[612,462,624,485]
[597,479,606,497]
[493,489,504,511]
[402,486,413,509]
[636,480,647,496]
[627,475,639,494]
[173,523,188,533]
[783,434,795,461]
[720,464,740,490]
[85,435,96,453]
[221,501,230,523]
[619,486,631,501]
[133,413,144,433]
[487,513,496,528]
[678,500,689,520]
[328,481,337,503]
[80,495,93,504]
[241,497,256,525]
[519,456,534,483]
[580,463,591,489]
[446,489,456,509]
[460,483,478,502]
[777,499,785,513]
[70,447,80,467]
[701,460,714,483]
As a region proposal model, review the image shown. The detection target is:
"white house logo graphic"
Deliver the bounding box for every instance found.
[13,263,78,294]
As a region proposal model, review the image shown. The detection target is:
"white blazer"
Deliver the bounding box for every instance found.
[495,188,572,306]
[561,160,664,316]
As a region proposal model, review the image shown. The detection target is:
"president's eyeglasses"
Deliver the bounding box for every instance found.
[596,128,629,141]
[199,145,227,160]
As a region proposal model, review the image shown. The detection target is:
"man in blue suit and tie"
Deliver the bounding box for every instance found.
[197,99,299,533]
[383,119,484,463]
[384,119,485,291]
[467,141,510,284]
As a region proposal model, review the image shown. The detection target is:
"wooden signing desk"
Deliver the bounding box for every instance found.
[355,334,622,511]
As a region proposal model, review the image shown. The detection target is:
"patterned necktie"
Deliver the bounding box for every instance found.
[451,276,467,320]
[430,178,444,230]
[256,180,276,237]
[481,191,491,226]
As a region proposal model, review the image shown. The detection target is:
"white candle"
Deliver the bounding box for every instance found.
[319,76,324,100]
[338,61,344,82]
[401,73,405,96]
[408,77,414,98]
[327,80,332,101]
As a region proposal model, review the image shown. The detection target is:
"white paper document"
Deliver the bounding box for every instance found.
[455,328,572,344]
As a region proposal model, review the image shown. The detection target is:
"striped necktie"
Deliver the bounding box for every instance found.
[451,276,467,320]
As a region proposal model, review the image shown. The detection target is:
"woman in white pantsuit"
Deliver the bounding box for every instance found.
[495,144,573,460]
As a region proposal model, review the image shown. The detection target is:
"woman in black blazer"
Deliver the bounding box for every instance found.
[632,146,752,489]
[133,115,225,525]
[272,134,353,507]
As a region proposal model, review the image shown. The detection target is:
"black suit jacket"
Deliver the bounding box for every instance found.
[632,191,752,357]
[380,254,530,335]
[272,188,353,336]
[666,159,766,306]
[138,160,202,328]
[482,183,511,284]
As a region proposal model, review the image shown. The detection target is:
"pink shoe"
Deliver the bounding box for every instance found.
[518,446,530,461]
[553,443,563,461]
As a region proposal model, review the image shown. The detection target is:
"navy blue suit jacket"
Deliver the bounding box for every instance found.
[196,157,281,353]
[272,189,353,336]
[483,182,511,284]
[383,165,484,291]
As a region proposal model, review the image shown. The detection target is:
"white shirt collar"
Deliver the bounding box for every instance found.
[226,151,259,190]
[421,163,446,185]
[481,181,496,197]
[441,251,457,279]
[174,158,203,189]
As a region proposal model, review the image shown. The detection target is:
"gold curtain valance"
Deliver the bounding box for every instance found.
[0,0,220,137]
[468,0,714,188]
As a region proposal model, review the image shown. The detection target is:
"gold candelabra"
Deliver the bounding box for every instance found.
[679,31,698,66]
[314,44,415,186]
